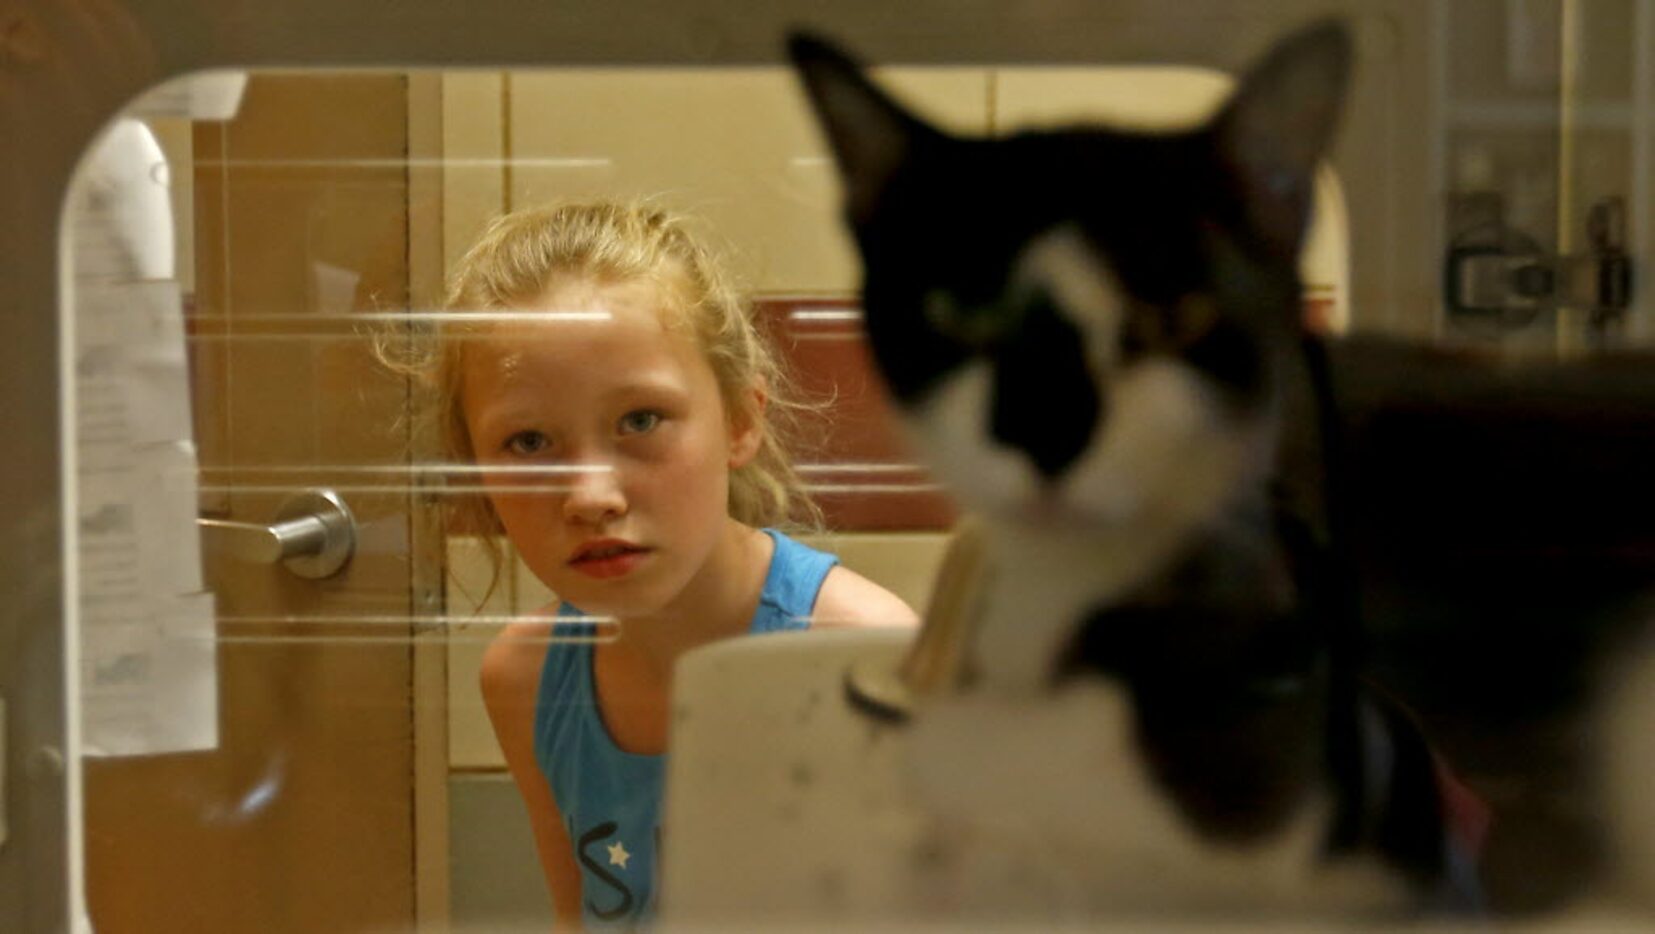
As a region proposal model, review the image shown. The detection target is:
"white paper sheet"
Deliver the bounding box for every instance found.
[72,124,218,757]
[126,71,249,121]
[79,592,218,757]
[69,120,175,282]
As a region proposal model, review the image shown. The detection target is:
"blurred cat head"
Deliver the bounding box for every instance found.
[790,23,1350,538]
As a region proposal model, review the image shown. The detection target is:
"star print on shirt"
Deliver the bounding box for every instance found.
[607,840,631,870]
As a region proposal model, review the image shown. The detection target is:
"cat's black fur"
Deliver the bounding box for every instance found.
[791,20,1655,917]
[1319,342,1655,911]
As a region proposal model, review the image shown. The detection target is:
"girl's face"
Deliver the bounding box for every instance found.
[460,279,760,619]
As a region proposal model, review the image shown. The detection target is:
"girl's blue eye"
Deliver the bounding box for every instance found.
[618,410,661,435]
[504,431,549,456]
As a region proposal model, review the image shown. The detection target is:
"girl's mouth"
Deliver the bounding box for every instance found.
[568,540,652,579]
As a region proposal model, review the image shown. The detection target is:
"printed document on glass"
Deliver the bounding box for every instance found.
[71,121,218,757]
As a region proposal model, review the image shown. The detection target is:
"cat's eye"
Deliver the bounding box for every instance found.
[922,289,963,335]
[1172,294,1220,345]
[922,288,1030,347]
[618,409,663,435]
[1123,295,1221,357]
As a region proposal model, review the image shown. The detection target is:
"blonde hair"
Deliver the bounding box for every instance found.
[382,200,820,592]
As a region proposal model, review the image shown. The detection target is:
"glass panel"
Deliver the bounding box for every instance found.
[62,7,1653,930]
[1440,0,1647,353]
[1440,0,1568,349]
[1557,0,1646,350]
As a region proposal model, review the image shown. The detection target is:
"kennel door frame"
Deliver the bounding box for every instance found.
[0,1,1426,931]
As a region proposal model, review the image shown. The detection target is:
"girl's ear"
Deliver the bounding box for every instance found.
[727,380,768,469]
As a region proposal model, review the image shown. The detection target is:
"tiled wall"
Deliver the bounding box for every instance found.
[448,773,554,928]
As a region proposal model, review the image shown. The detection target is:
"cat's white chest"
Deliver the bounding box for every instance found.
[905,682,1408,918]
[1599,635,1655,910]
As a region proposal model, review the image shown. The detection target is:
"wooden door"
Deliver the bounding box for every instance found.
[82,73,420,933]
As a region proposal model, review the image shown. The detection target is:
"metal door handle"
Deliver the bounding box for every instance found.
[198,488,357,579]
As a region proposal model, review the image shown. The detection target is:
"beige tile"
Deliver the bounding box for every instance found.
[513,550,559,616]
[441,72,507,277]
[446,536,562,771]
[797,531,952,619]
[446,535,515,769]
[994,65,1232,131]
[506,67,988,294]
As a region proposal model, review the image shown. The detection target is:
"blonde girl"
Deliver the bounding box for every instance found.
[425,201,913,929]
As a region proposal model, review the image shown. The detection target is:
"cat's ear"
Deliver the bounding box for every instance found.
[788,32,935,225]
[1210,20,1352,257]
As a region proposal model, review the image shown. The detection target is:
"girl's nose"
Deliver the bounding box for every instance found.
[561,462,626,525]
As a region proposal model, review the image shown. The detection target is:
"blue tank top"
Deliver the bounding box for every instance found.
[532,529,837,928]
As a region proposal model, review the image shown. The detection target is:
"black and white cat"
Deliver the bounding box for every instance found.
[790,20,1655,919]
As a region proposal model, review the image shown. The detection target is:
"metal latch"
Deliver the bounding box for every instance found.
[1444,197,1633,331]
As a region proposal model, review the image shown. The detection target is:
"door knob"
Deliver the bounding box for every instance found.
[198,488,357,579]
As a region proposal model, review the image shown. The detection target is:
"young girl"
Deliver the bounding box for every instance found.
[433,201,916,929]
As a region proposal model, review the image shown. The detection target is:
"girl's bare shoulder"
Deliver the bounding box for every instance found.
[811,566,919,630]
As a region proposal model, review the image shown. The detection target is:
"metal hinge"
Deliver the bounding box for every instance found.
[1444,197,1634,332]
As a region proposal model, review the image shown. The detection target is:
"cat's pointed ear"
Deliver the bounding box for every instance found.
[1211,20,1352,257]
[788,32,932,225]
